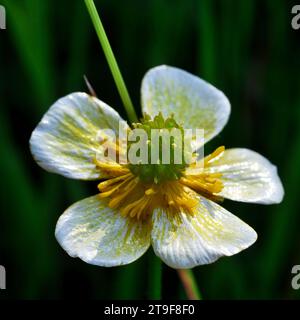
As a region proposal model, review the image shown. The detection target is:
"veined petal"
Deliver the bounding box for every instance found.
[204,148,284,204]
[141,65,230,146]
[151,194,257,268]
[30,92,128,180]
[55,195,151,267]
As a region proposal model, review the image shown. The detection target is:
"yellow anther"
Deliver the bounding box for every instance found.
[204,146,225,164]
[145,188,156,196]
[94,146,226,221]
[180,146,226,200]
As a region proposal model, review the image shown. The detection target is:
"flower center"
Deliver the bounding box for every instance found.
[128,113,190,183]
[94,145,225,220]
[95,162,198,220]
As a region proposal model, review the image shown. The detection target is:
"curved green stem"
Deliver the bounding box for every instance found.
[177,269,202,300]
[84,0,138,123]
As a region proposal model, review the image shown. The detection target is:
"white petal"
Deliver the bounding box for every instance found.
[30,92,128,180]
[151,194,257,268]
[204,148,284,204]
[141,65,230,146]
[55,195,151,267]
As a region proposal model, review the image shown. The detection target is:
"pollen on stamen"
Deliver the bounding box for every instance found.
[94,127,226,220]
[145,188,156,196]
[95,158,200,220]
[180,146,226,202]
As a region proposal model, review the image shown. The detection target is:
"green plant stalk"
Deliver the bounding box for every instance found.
[177,269,202,300]
[84,0,138,123]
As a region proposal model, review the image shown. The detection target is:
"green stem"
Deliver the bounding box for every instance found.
[177,269,202,300]
[84,0,138,123]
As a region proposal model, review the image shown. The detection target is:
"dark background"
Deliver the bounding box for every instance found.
[0,0,300,299]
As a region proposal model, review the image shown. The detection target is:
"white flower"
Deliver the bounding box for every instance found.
[30,66,284,268]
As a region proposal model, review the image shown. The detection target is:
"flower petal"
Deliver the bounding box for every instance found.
[204,148,284,204]
[151,194,257,268]
[55,195,151,267]
[141,65,230,145]
[30,92,128,180]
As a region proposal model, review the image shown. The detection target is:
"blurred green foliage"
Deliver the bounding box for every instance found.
[0,0,300,299]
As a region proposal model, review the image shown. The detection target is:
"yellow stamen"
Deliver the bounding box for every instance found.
[108,177,139,208]
[204,146,225,164]
[145,188,156,196]
[180,146,225,202]
[97,173,132,191]
[94,158,130,176]
[95,159,200,219]
[94,146,226,220]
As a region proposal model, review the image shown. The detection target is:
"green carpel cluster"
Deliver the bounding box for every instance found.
[128,113,190,184]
